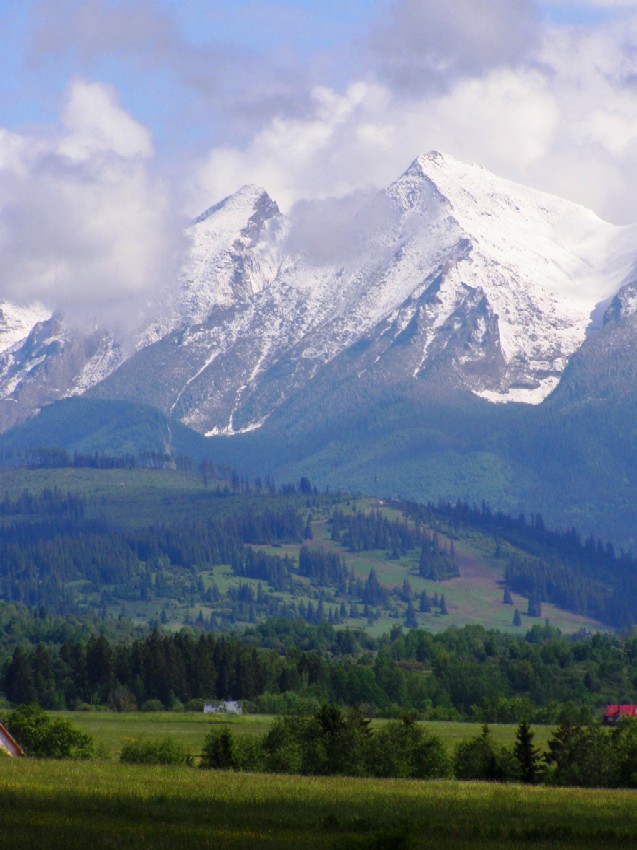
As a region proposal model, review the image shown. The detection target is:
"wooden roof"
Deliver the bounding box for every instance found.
[0,722,26,757]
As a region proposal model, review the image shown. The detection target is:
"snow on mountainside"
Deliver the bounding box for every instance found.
[1,151,637,436]
[0,305,124,433]
[400,153,637,402]
[0,302,50,353]
[118,150,635,433]
[179,185,283,324]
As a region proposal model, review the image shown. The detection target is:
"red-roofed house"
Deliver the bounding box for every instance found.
[603,705,637,726]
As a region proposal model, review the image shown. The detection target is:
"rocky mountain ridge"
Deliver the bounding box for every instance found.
[1,151,636,437]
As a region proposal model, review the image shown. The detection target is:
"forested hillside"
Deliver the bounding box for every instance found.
[0,462,633,636]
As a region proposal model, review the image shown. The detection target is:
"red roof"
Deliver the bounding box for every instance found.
[604,704,637,718]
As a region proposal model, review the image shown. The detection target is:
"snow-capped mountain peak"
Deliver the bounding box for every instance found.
[1,151,637,436]
[386,151,637,403]
[179,184,282,324]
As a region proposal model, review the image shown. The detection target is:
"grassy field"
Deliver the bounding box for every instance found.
[51,712,556,760]
[50,711,274,759]
[1,757,637,849]
[305,512,607,636]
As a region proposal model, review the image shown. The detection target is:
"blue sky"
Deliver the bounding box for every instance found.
[1,0,637,318]
[0,1,631,155]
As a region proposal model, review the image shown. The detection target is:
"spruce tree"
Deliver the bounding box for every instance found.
[405,600,418,629]
[514,720,542,783]
[513,609,522,627]
[4,647,37,705]
[503,586,513,605]
[545,716,579,770]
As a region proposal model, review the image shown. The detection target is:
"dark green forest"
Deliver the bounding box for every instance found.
[3,616,637,722]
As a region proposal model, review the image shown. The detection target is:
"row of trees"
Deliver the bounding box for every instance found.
[4,620,637,719]
[7,699,637,791]
[330,509,425,556]
[0,504,309,614]
[503,554,635,627]
[0,488,86,518]
[328,508,458,580]
[199,704,637,789]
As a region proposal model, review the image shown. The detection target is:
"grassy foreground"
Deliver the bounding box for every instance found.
[1,758,637,850]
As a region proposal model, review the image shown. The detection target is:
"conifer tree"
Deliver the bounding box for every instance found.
[405,600,418,629]
[514,719,542,783]
[545,716,579,770]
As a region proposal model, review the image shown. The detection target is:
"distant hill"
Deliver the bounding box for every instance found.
[0,397,217,463]
[0,465,624,635]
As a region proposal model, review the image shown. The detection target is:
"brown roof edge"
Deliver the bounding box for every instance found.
[0,721,26,757]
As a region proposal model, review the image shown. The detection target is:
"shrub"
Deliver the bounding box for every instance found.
[612,717,637,787]
[140,699,165,712]
[454,725,518,782]
[234,735,266,772]
[120,736,191,766]
[200,729,237,770]
[547,724,618,788]
[371,717,450,779]
[4,703,94,759]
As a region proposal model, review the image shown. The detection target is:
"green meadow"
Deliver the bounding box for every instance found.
[1,757,636,850]
[50,711,274,759]
[52,711,555,760]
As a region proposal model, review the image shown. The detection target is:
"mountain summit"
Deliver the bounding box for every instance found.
[86,151,637,433]
[0,152,636,435]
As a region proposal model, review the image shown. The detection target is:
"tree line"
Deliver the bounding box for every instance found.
[6,698,637,791]
[4,620,637,720]
[199,704,637,789]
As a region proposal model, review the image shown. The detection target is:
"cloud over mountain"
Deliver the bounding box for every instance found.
[0,81,181,334]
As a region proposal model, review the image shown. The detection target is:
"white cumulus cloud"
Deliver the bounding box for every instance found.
[191,7,637,225]
[0,80,182,335]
